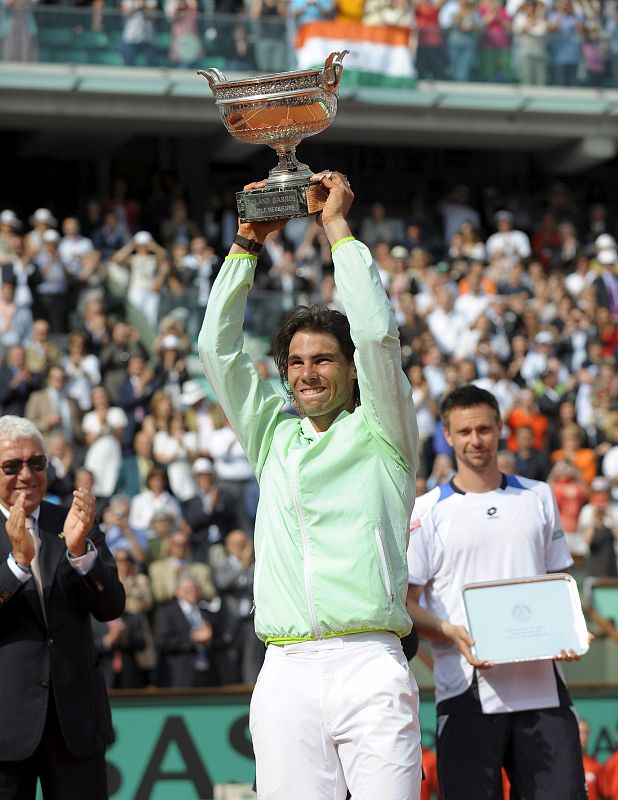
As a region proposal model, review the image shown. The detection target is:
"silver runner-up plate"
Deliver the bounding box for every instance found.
[462,574,589,664]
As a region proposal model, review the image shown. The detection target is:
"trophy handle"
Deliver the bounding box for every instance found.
[318,50,349,92]
[197,68,228,89]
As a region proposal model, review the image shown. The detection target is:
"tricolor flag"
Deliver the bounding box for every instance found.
[295,20,416,89]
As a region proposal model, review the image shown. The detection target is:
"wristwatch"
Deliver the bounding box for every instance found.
[233,234,263,254]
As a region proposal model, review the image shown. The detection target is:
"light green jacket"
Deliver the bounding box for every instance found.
[198,239,418,644]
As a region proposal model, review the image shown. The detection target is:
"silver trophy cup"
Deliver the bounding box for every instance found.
[198,51,348,223]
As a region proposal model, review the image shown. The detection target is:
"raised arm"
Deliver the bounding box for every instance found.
[318,172,419,471]
[198,192,288,477]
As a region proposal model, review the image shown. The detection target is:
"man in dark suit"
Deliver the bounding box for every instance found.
[593,249,618,313]
[181,457,238,564]
[211,528,264,685]
[0,414,125,799]
[116,355,162,454]
[154,573,217,688]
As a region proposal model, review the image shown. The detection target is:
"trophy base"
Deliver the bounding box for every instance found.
[237,183,329,223]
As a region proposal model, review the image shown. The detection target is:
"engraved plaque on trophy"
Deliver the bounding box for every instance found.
[198,51,348,223]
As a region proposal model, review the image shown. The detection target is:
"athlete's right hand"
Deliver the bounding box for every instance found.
[236,180,288,244]
[443,621,494,669]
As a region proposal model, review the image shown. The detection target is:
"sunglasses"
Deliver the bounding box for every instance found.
[0,455,48,476]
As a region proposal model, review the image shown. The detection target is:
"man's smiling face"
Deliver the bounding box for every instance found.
[287,330,357,432]
[0,437,47,514]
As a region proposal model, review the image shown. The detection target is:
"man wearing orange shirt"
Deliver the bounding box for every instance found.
[506,388,549,453]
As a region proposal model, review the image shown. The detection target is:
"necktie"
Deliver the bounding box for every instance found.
[186,605,209,671]
[25,516,47,625]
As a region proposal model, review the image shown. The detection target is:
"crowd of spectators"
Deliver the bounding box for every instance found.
[1,0,618,87]
[0,168,616,688]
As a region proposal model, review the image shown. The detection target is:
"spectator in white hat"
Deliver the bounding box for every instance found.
[180,379,216,452]
[153,334,190,409]
[25,207,58,259]
[578,476,618,578]
[2,233,38,318]
[592,249,618,315]
[111,231,168,327]
[182,457,239,564]
[0,209,21,266]
[594,232,616,254]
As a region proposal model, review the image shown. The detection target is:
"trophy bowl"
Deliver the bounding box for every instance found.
[198,51,348,222]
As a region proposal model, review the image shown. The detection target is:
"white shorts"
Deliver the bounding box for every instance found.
[250,631,421,800]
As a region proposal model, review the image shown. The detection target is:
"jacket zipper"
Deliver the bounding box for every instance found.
[290,451,322,639]
[374,525,394,603]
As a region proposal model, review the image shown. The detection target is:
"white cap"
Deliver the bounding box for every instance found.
[468,243,486,262]
[192,457,215,475]
[134,231,153,246]
[590,476,610,493]
[597,249,617,265]
[180,379,208,406]
[42,229,60,244]
[0,209,20,227]
[30,208,57,227]
[390,245,409,259]
[107,407,128,429]
[534,331,554,345]
[595,233,616,251]
[161,334,181,351]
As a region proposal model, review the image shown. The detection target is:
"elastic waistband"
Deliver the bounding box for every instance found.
[269,631,399,656]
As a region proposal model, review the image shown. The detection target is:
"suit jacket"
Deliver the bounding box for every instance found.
[0,502,125,760]
[117,375,162,453]
[182,491,238,564]
[154,599,213,688]
[593,273,618,312]
[24,388,83,444]
[0,366,42,416]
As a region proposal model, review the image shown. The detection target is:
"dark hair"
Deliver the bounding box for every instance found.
[440,384,501,429]
[146,466,168,489]
[272,303,359,404]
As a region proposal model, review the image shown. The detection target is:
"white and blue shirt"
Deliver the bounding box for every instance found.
[408,474,573,715]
